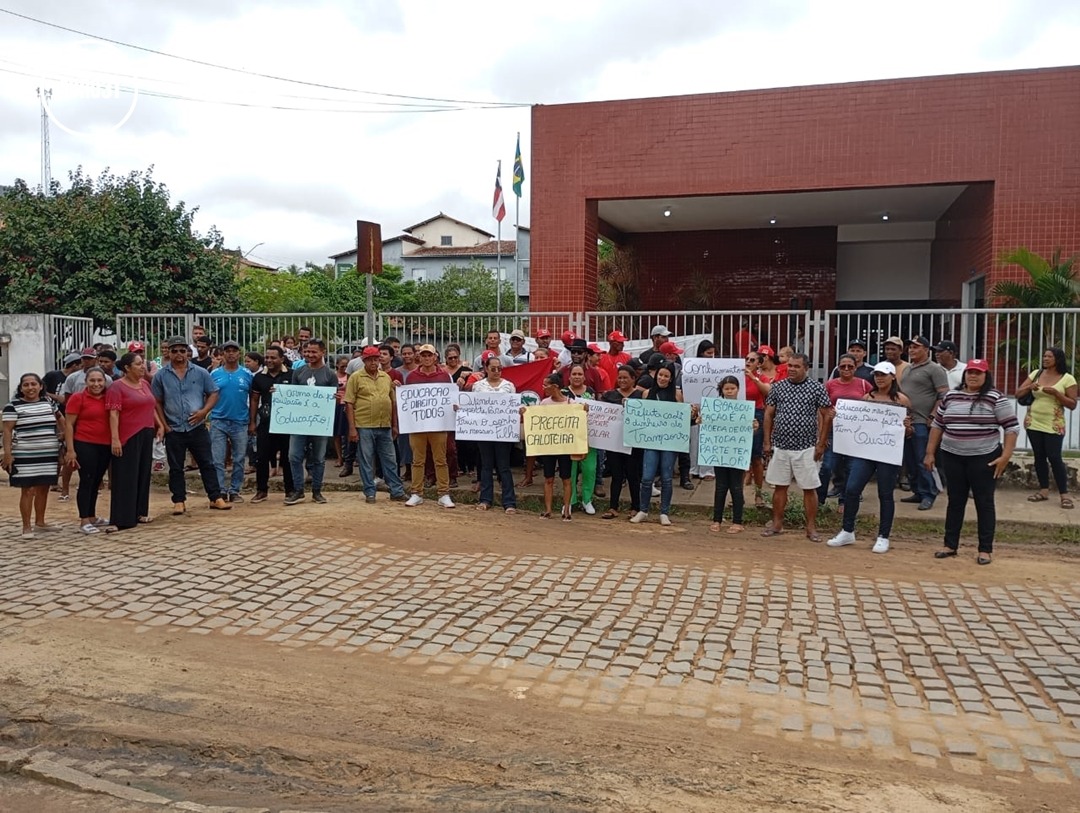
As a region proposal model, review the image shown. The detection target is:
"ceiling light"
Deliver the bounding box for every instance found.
[663,208,671,217]
[882,212,890,221]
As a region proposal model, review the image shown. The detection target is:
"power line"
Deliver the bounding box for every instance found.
[0,7,528,108]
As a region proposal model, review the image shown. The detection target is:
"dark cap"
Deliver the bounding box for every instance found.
[569,338,589,350]
[646,352,665,369]
[933,340,958,354]
[165,336,189,348]
[847,338,867,349]
[220,340,241,350]
[908,335,931,348]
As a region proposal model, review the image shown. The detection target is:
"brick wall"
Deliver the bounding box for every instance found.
[930,183,995,304]
[531,66,1080,312]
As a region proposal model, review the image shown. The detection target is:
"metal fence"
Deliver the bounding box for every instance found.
[115,314,194,356]
[45,315,94,366]
[194,313,371,357]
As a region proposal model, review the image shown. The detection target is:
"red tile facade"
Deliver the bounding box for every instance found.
[530,67,1080,312]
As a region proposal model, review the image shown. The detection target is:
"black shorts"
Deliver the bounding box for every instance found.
[541,454,572,480]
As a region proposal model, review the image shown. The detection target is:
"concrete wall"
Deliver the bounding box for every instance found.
[0,315,49,405]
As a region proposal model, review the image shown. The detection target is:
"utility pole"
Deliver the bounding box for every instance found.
[37,88,52,194]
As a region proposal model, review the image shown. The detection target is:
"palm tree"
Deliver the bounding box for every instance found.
[992,248,1080,373]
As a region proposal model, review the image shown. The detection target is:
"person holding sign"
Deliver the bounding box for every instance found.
[827,362,912,553]
[925,360,1019,565]
[708,376,756,534]
[631,363,691,527]
[537,374,579,521]
[761,354,831,541]
[403,345,456,509]
[599,365,643,520]
[744,351,773,509]
[284,339,338,506]
[565,363,599,515]
[817,353,872,508]
[469,355,519,513]
[344,346,407,504]
[248,346,294,503]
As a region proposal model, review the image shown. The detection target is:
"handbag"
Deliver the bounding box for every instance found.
[1017,372,1037,406]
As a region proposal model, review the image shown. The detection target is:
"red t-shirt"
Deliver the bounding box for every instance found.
[66,391,111,445]
[402,368,452,385]
[105,379,157,444]
[744,376,766,409]
[825,376,873,405]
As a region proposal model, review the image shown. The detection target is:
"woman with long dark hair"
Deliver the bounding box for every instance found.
[744,350,773,507]
[63,368,113,534]
[538,374,575,521]
[925,359,1019,565]
[709,376,754,534]
[565,362,598,514]
[1017,346,1077,509]
[470,355,518,514]
[2,373,65,538]
[827,362,911,554]
[631,362,686,526]
[600,365,643,520]
[106,354,162,530]
[689,341,716,482]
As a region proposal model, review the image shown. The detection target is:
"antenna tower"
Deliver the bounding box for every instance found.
[37,87,52,194]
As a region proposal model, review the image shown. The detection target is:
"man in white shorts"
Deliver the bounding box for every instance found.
[762,353,831,541]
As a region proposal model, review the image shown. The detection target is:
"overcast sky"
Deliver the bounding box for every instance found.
[0,0,1076,269]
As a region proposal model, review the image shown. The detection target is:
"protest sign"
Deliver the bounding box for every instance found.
[269,383,337,437]
[832,399,906,465]
[455,391,521,442]
[523,403,588,456]
[697,397,755,470]
[585,400,630,453]
[397,383,457,434]
[680,358,744,405]
[623,399,691,452]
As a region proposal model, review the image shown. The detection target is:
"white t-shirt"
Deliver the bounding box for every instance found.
[943,361,967,391]
[472,378,516,394]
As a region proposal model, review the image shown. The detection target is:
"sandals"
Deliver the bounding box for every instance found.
[539,511,551,519]
[57,494,70,502]
[1027,493,1049,502]
[504,507,517,515]
[601,510,618,520]
[726,524,745,535]
[137,516,153,524]
[1062,497,1074,510]
[80,523,100,535]
[761,527,784,537]
[977,553,993,565]
[475,503,491,511]
[561,506,572,522]
[934,549,958,559]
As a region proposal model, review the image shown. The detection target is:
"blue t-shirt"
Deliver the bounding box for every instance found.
[210,365,253,422]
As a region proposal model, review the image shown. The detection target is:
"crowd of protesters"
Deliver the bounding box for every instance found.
[2,322,1060,565]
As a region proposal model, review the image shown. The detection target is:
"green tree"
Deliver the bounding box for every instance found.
[597,242,641,311]
[329,264,419,313]
[236,266,313,313]
[0,168,239,327]
[415,261,516,312]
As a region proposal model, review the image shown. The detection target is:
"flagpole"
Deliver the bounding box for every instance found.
[514,190,520,315]
[496,160,502,314]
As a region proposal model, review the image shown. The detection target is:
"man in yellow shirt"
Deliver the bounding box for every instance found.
[345,346,407,504]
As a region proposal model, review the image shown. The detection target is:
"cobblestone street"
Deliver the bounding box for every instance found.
[2,485,1079,806]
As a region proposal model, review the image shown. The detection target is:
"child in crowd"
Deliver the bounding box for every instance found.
[710,376,757,534]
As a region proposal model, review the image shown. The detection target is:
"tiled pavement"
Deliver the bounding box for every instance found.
[1,515,1080,785]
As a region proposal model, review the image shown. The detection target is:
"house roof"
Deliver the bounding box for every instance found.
[403,212,494,239]
[222,249,279,272]
[407,240,517,258]
[329,233,424,260]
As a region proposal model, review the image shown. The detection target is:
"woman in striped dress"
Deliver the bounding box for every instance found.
[2,373,67,539]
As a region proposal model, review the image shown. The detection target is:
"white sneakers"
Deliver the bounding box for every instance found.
[583,502,596,515]
[872,536,890,554]
[405,494,424,507]
[659,514,672,526]
[651,485,661,498]
[438,494,456,509]
[826,530,856,547]
[629,511,648,524]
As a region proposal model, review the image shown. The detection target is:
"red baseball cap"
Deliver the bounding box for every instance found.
[659,341,683,355]
[608,330,628,343]
[587,343,603,353]
[966,358,990,372]
[361,345,381,359]
[535,328,552,339]
[481,350,498,362]
[127,341,145,353]
[758,344,775,357]
[561,330,576,344]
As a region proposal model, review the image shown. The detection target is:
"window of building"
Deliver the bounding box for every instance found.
[412,268,426,281]
[440,235,452,246]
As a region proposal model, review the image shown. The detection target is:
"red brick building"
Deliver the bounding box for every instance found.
[529,66,1080,314]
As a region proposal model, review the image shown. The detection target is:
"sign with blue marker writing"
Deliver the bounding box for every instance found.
[623,399,691,453]
[697,397,755,470]
[456,391,521,442]
[681,358,744,405]
[832,399,906,466]
[269,383,337,436]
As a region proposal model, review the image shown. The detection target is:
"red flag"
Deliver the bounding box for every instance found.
[492,162,506,222]
[501,356,554,405]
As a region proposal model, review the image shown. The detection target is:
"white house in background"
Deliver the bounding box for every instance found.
[329,213,530,304]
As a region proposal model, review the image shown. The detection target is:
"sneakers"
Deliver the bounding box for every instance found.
[228,492,244,503]
[583,502,596,515]
[365,495,377,504]
[389,493,408,502]
[651,485,661,498]
[918,498,934,510]
[438,494,456,509]
[209,497,232,510]
[405,494,424,507]
[680,480,694,491]
[826,530,856,547]
[659,514,672,526]
[251,491,268,503]
[312,491,327,504]
[872,536,890,554]
[283,492,305,506]
[629,511,648,524]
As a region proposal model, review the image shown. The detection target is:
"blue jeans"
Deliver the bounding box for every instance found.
[358,428,405,498]
[210,419,248,496]
[842,457,900,538]
[639,449,676,514]
[816,434,848,505]
[289,434,329,494]
[906,423,938,501]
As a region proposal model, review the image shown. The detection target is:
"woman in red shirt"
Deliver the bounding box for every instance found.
[744,352,773,508]
[63,368,113,534]
[106,354,163,530]
[818,353,873,506]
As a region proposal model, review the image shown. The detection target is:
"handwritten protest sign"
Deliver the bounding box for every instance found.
[397,383,457,434]
[523,403,588,456]
[697,397,755,470]
[832,399,906,465]
[623,399,691,452]
[455,391,521,442]
[680,358,744,405]
[585,400,630,453]
[269,384,337,436]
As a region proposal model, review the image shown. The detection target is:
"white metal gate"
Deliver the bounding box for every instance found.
[45,315,94,367]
